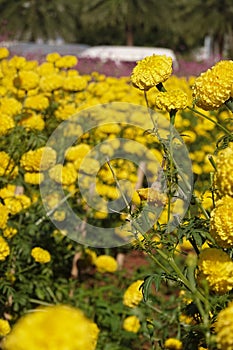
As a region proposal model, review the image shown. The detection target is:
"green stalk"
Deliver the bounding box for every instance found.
[192,194,210,219]
[144,90,157,132]
[188,106,232,136]
[155,249,207,304]
[131,220,171,275]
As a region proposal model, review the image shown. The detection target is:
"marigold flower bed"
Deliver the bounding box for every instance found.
[0,46,233,350]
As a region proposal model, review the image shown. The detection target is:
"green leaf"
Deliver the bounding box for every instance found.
[141,274,162,302]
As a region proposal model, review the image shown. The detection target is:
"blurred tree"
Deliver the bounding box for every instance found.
[0,0,80,42]
[0,0,232,57]
[199,0,233,56]
[165,0,233,56]
[80,0,161,46]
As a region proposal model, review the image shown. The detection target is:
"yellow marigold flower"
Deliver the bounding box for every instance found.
[154,89,188,112]
[0,152,18,178]
[79,158,100,175]
[49,163,77,186]
[3,227,17,239]
[65,144,91,162]
[0,47,10,59]
[3,304,99,350]
[24,94,49,111]
[210,195,233,248]
[4,195,31,215]
[164,338,182,350]
[19,113,45,131]
[179,313,194,325]
[24,172,44,185]
[39,74,64,92]
[123,315,140,333]
[55,55,78,69]
[8,56,26,69]
[55,103,77,120]
[123,280,144,308]
[0,319,11,336]
[23,60,38,71]
[0,115,15,135]
[53,210,66,222]
[46,52,61,63]
[97,123,121,134]
[197,248,233,294]
[215,301,233,350]
[192,60,233,110]
[20,147,56,172]
[93,210,108,219]
[37,62,56,75]
[63,123,83,137]
[131,191,141,206]
[0,97,22,116]
[0,86,7,96]
[14,70,39,91]
[63,75,87,91]
[31,247,51,263]
[131,55,173,90]
[0,236,10,261]
[0,185,16,199]
[95,183,119,200]
[214,143,233,197]
[45,192,61,209]
[95,255,118,273]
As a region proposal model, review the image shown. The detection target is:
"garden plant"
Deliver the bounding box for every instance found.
[0,46,232,350]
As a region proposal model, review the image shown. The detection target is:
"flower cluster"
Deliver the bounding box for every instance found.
[0,47,232,350]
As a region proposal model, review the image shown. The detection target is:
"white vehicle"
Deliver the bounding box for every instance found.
[80,45,178,69]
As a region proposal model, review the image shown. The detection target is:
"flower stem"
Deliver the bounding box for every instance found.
[188,106,232,136]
